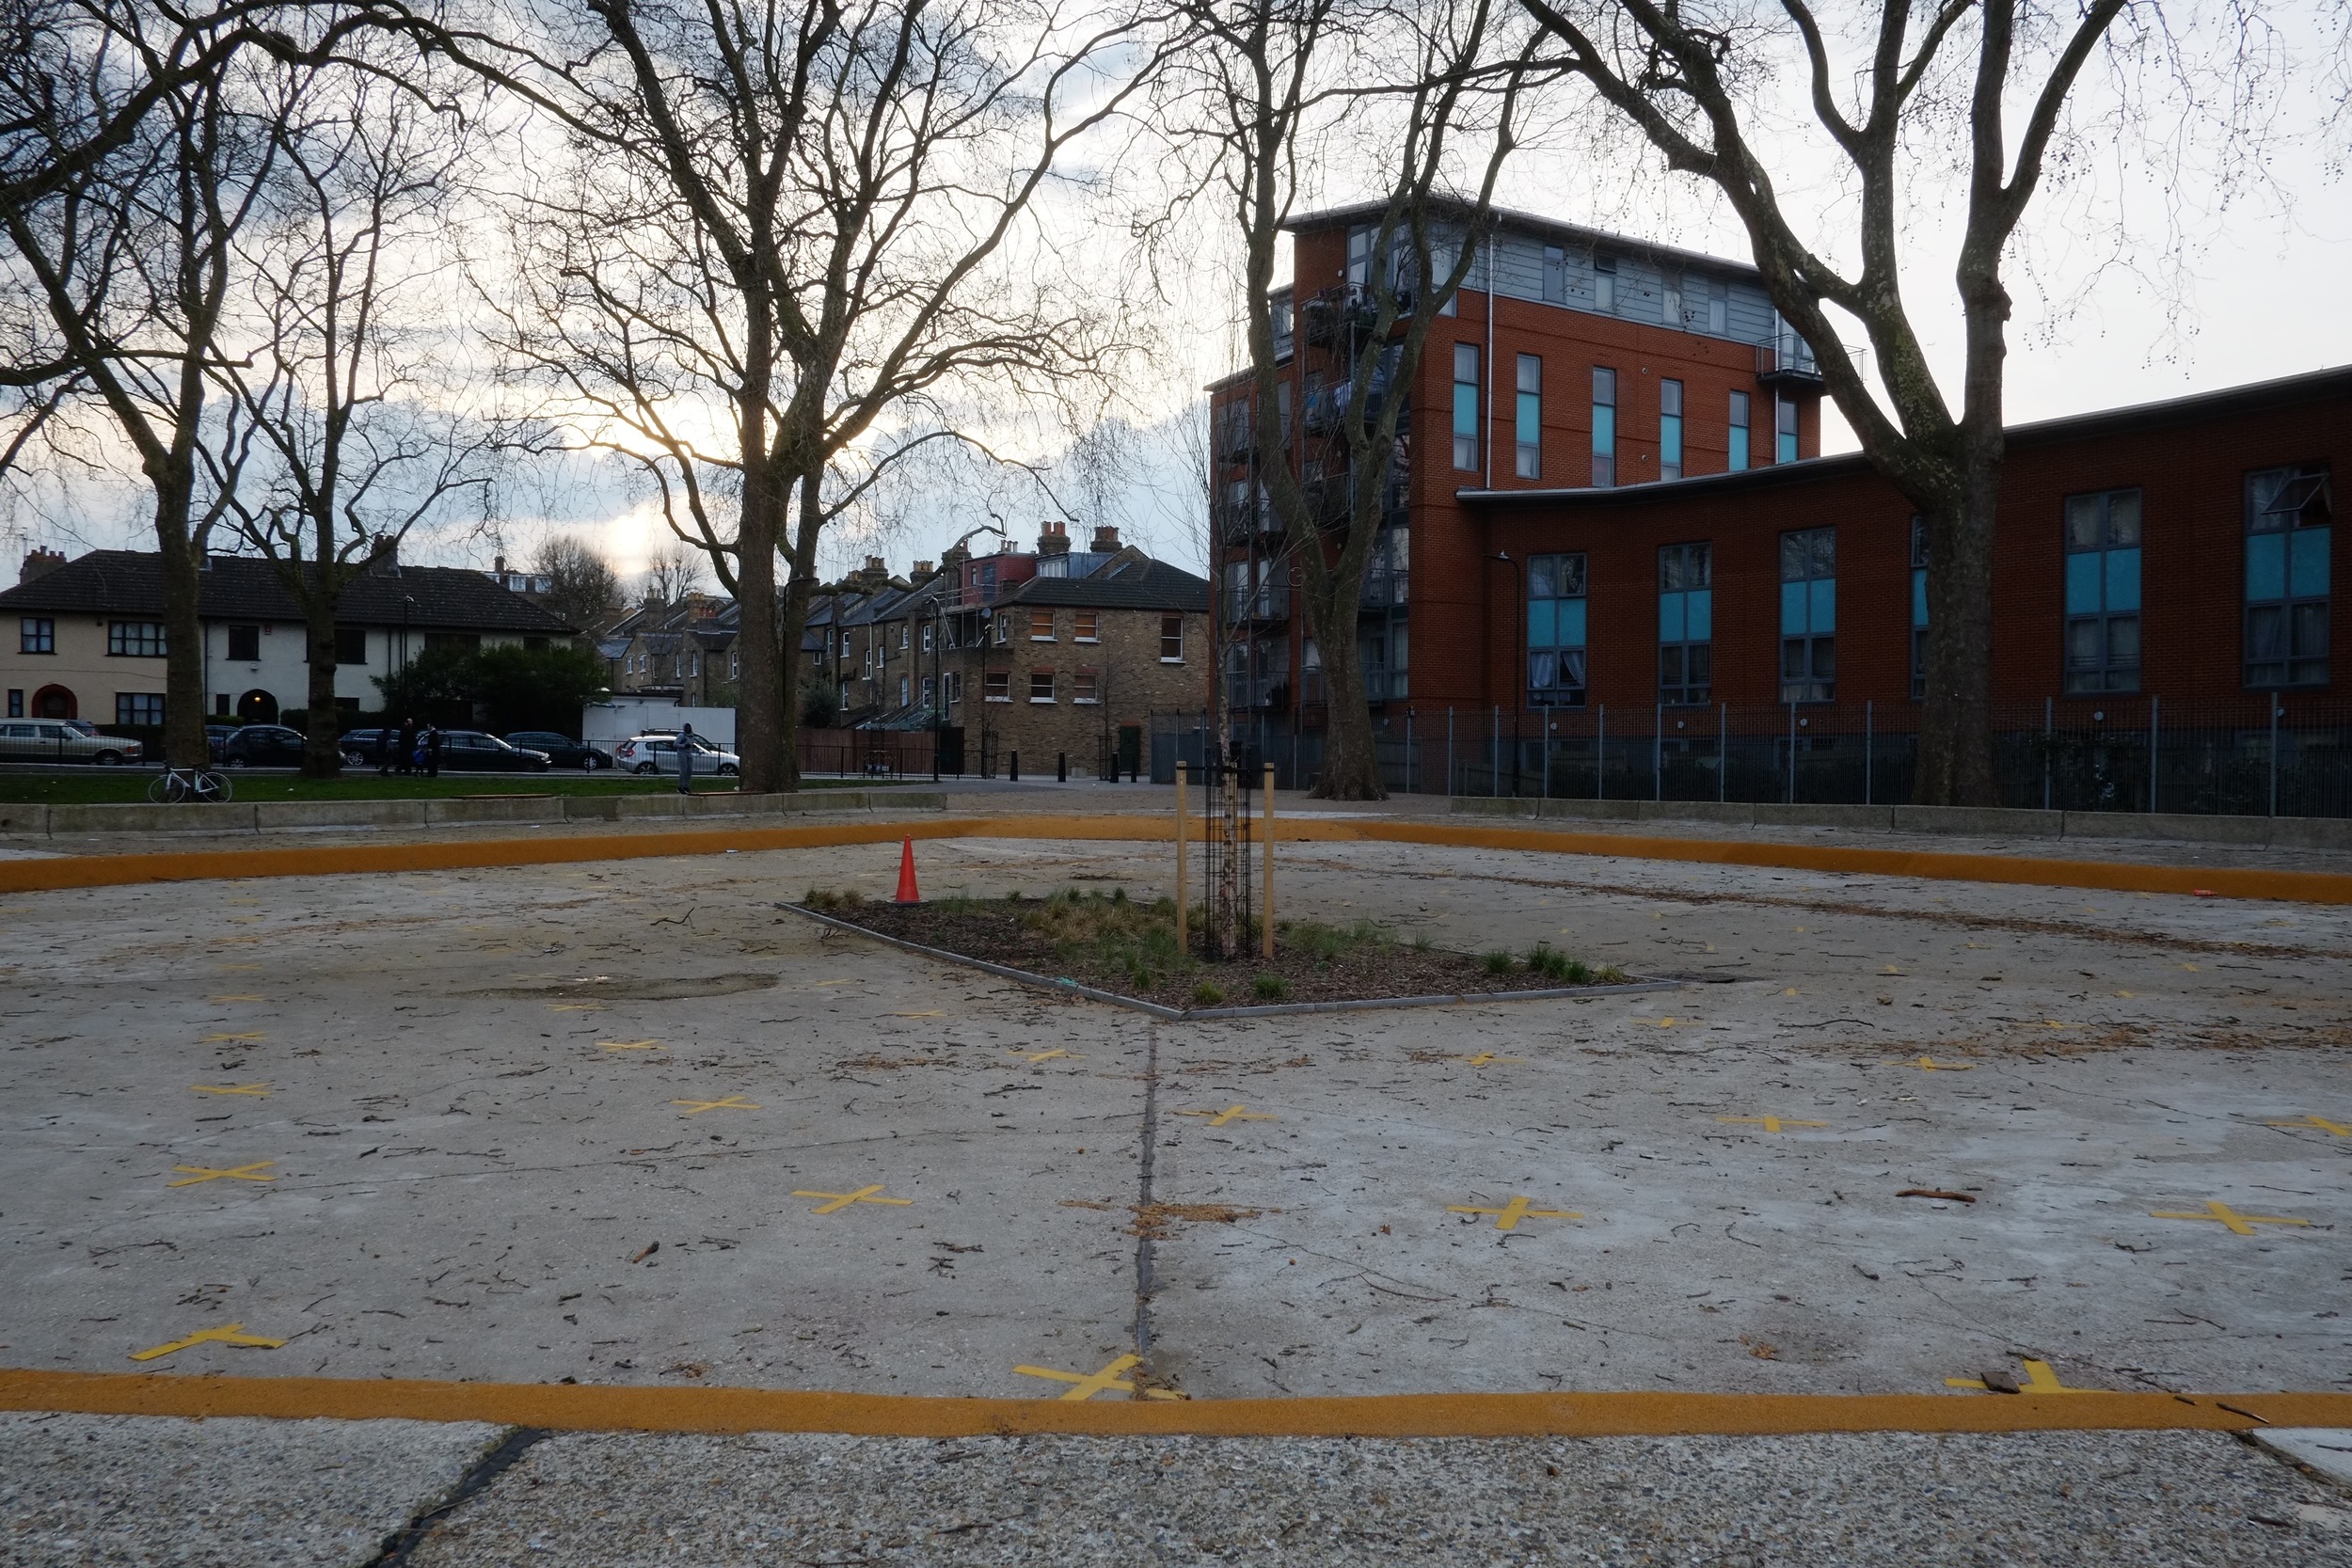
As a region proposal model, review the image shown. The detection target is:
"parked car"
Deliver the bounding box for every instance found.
[205,724,236,762]
[612,733,740,776]
[504,730,615,770]
[0,719,144,765]
[339,727,389,767]
[434,731,551,772]
[220,724,314,767]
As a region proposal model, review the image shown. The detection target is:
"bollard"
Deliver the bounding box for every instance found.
[1261,762,1276,960]
[1057,752,1066,783]
[1009,751,1019,783]
[1174,761,1189,952]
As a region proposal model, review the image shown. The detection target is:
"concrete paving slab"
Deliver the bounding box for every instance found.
[0,1412,501,1567]
[395,1428,2352,1566]
[2261,1429,2352,1491]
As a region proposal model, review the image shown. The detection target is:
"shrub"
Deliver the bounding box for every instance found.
[1191,981,1226,1006]
[1480,949,1514,974]
[803,887,864,911]
[1251,974,1289,1000]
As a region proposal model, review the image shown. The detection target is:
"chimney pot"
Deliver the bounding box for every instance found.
[18,546,67,584]
[1037,521,1072,557]
[1090,526,1120,552]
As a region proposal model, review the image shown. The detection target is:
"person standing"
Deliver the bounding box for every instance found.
[424,725,443,779]
[395,717,418,777]
[675,722,695,796]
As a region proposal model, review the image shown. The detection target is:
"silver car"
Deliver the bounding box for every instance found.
[0,719,145,765]
[612,732,740,777]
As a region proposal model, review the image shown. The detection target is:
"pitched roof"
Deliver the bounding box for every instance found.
[1004,558,1209,612]
[0,550,576,634]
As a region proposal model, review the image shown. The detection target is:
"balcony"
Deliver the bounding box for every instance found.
[1359,568,1407,610]
[1227,675,1289,713]
[1755,325,1822,389]
[1220,582,1289,625]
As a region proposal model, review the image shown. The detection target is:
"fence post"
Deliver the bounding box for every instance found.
[1490,705,1500,797]
[1654,702,1663,802]
[1446,707,1454,798]
[1541,713,1550,804]
[2147,695,2158,814]
[1719,702,1727,804]
[1597,705,1606,800]
[1406,709,1415,794]
[1786,702,1796,804]
[2269,693,2280,817]
[1174,761,1188,952]
[2043,696,2054,811]
[1865,700,1873,806]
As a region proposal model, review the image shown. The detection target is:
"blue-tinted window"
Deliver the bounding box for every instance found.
[1659,542,1711,705]
[2063,488,2142,693]
[1452,343,1480,471]
[1780,527,1835,702]
[1514,355,1541,481]
[1659,380,1683,482]
[1592,367,1616,488]
[1727,391,1750,473]
[1776,395,1799,464]
[1527,552,1587,707]
[1910,516,1929,700]
[2245,464,2330,689]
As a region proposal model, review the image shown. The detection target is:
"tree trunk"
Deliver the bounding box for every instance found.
[1913,483,1999,806]
[1304,598,1386,800]
[734,431,786,793]
[302,594,343,777]
[151,469,209,769]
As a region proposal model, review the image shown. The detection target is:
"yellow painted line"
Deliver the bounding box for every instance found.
[0,815,2347,905]
[1446,1196,1581,1231]
[1947,1360,2087,1394]
[3,1370,2348,1436]
[127,1324,285,1363]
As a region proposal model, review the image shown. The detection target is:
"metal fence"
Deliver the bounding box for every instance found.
[1155,697,2352,817]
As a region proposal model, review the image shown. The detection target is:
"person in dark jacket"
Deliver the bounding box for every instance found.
[395,718,418,777]
[675,722,696,795]
[424,726,443,778]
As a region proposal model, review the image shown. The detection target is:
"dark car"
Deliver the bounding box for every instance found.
[435,730,551,772]
[205,724,237,762]
[219,724,307,768]
[504,730,614,770]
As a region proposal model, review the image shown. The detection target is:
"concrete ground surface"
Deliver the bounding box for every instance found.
[2,823,2349,1561]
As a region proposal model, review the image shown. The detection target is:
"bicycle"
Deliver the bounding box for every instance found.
[146,766,234,804]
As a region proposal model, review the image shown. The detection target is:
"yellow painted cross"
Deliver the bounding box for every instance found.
[1012,1354,1184,1402]
[1946,1359,2088,1394]
[1009,1049,1073,1063]
[1446,1196,1583,1231]
[166,1161,277,1187]
[1174,1105,1277,1128]
[1454,1053,1527,1067]
[672,1095,759,1116]
[206,994,265,1003]
[892,1010,944,1019]
[1716,1116,1828,1133]
[600,1039,663,1052]
[1901,1057,1973,1072]
[129,1323,285,1362]
[190,1083,271,1098]
[791,1184,912,1214]
[2267,1116,2350,1137]
[2149,1199,2313,1235]
[201,1032,266,1043]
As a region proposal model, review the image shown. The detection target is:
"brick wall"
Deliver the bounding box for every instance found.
[941,603,1208,773]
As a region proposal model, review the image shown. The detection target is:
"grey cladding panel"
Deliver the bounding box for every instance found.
[1492,232,1549,302]
[1726,280,1776,343]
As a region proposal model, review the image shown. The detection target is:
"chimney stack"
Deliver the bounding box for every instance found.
[1037,520,1071,557]
[19,546,66,585]
[1089,526,1120,552]
[493,553,506,575]
[940,542,972,569]
[912,560,934,578]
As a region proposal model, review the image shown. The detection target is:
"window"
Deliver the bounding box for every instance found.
[944,671,962,705]
[1526,553,1588,707]
[6,690,19,717]
[1160,614,1184,661]
[1728,391,1751,472]
[1660,380,1684,481]
[1663,270,1684,326]
[1073,667,1099,703]
[899,625,909,651]
[1346,226,1375,286]
[116,692,165,726]
[1542,245,1566,305]
[1776,395,1800,464]
[1708,277,1729,334]
[1028,668,1056,703]
[984,669,1011,702]
[1594,253,1617,313]
[1431,244,1457,317]
[993,615,1010,645]
[2245,464,2330,688]
[1029,606,1055,640]
[214,693,230,715]
[1659,543,1713,705]
[1073,609,1100,641]
[1514,355,1541,481]
[921,622,934,653]
[1452,343,1480,471]
[1591,367,1616,488]
[334,626,368,665]
[227,625,261,661]
[1780,527,1836,702]
[898,675,909,705]
[862,648,873,677]
[19,618,53,654]
[1911,516,1930,700]
[2064,488,2142,693]
[108,621,166,657]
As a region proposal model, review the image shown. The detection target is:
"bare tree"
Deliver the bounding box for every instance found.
[1517,0,2230,804]
[532,533,620,633]
[457,0,1182,792]
[636,540,706,605]
[210,53,502,775]
[1185,0,1535,801]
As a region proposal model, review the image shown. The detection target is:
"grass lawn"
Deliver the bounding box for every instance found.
[0,771,885,804]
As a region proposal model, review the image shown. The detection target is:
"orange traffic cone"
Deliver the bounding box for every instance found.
[893,836,920,904]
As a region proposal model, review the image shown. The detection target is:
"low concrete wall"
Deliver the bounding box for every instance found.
[1,788,945,838]
[1447,795,2351,852]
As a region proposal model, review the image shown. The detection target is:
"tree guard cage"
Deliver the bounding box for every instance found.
[1185,752,1257,961]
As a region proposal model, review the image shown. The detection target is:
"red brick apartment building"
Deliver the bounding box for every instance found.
[1206,200,2347,813]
